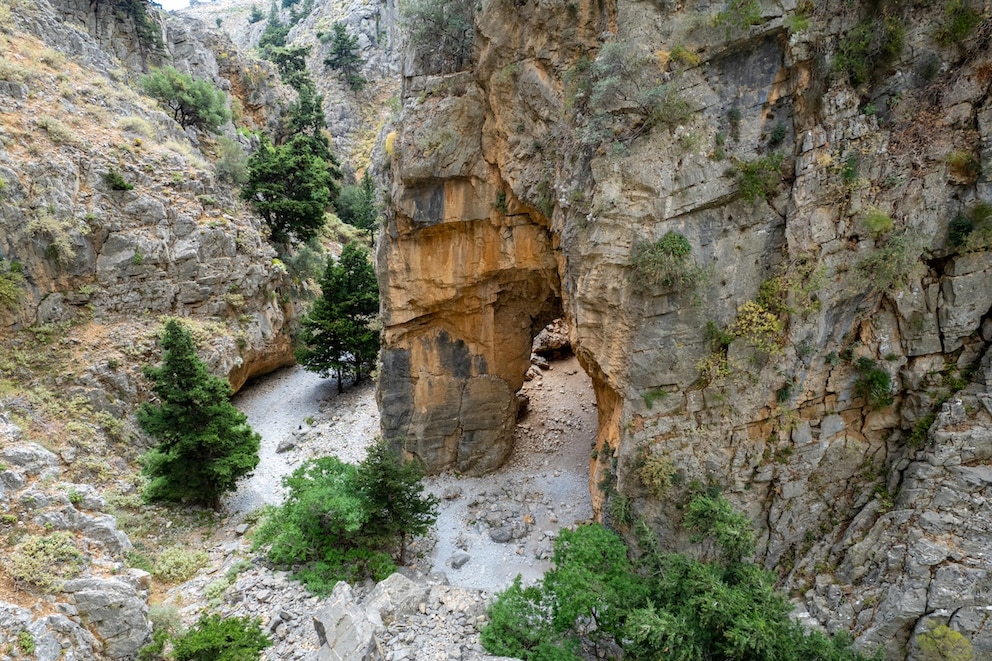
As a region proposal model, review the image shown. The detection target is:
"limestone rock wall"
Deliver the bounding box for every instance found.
[0,0,295,392]
[381,0,992,655]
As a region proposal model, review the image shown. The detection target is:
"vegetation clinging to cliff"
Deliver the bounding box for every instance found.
[482,495,878,661]
[140,67,231,133]
[402,0,475,74]
[630,231,706,295]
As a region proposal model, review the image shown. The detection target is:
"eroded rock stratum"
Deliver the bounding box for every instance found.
[380,0,992,656]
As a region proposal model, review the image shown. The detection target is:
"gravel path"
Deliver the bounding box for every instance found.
[224,366,341,515]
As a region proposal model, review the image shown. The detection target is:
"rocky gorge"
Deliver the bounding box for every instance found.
[0,0,991,659]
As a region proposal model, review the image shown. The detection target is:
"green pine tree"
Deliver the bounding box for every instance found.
[323,22,366,91]
[242,133,335,244]
[355,439,439,563]
[295,242,380,391]
[336,170,379,237]
[137,319,260,510]
[140,66,230,133]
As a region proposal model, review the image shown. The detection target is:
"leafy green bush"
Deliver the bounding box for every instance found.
[482,495,877,661]
[630,231,706,294]
[956,202,992,253]
[105,168,135,191]
[713,0,762,35]
[9,531,86,592]
[834,15,905,87]
[934,0,982,47]
[568,42,692,148]
[152,546,209,583]
[0,259,25,312]
[854,357,893,410]
[728,300,783,353]
[637,453,675,500]
[253,439,437,593]
[855,230,924,292]
[736,153,784,203]
[335,171,379,235]
[141,66,230,133]
[171,614,271,661]
[916,624,974,661]
[17,630,34,655]
[948,214,974,248]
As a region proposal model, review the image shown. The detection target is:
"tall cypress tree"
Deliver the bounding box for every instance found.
[295,243,380,392]
[137,319,260,510]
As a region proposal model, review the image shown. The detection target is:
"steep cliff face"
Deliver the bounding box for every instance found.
[381,0,992,655]
[0,0,294,393]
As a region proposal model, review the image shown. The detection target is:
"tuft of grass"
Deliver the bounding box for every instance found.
[854,357,893,410]
[670,44,701,67]
[631,231,707,294]
[119,115,156,139]
[861,207,894,238]
[856,230,925,293]
[945,150,980,184]
[37,115,76,144]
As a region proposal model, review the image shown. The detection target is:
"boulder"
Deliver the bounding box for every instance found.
[64,577,150,659]
[313,582,381,661]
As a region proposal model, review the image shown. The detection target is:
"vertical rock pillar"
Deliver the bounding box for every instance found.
[377,75,560,474]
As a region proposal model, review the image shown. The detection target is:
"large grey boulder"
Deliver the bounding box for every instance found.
[3,442,59,476]
[64,577,150,659]
[312,582,381,661]
[363,572,430,628]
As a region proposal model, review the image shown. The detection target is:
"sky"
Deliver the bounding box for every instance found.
[156,0,191,11]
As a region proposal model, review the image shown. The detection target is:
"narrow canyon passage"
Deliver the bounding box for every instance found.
[222,354,596,594]
[420,353,596,591]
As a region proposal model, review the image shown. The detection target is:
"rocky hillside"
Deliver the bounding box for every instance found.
[0,0,298,657]
[379,0,992,657]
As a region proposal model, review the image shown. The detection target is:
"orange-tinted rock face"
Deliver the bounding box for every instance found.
[378,161,561,473]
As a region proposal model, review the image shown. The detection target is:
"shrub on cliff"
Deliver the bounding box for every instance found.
[335,171,379,236]
[137,319,261,510]
[401,0,475,74]
[0,259,25,312]
[140,67,230,133]
[482,494,879,661]
[253,439,438,593]
[630,231,706,295]
[323,22,366,91]
[171,614,271,661]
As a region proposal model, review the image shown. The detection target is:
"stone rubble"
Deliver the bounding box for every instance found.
[0,433,151,661]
